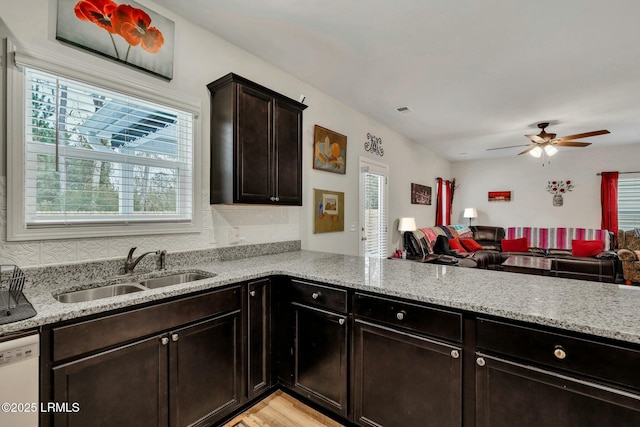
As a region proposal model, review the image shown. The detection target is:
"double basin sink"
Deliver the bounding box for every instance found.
[55,272,215,303]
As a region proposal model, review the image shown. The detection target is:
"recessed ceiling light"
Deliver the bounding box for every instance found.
[395,106,413,114]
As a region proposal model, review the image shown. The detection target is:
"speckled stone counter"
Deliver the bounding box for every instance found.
[4,249,640,345]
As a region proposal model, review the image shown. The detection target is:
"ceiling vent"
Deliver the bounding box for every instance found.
[395,106,413,114]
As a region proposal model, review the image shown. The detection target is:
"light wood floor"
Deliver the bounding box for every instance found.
[223,390,344,427]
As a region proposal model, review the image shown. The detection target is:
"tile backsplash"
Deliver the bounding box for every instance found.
[0,177,301,268]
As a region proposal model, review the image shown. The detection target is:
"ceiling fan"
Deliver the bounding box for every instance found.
[488,123,610,157]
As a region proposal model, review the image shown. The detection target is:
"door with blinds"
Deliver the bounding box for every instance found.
[360,158,389,257]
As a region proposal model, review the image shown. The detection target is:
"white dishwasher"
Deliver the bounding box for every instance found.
[0,332,39,427]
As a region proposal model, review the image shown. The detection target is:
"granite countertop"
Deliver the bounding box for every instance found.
[4,250,640,344]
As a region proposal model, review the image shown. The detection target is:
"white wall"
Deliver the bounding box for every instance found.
[0,0,449,266]
[451,143,640,229]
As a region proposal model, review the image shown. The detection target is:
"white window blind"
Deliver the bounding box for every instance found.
[618,176,640,229]
[360,160,388,258]
[23,67,193,227]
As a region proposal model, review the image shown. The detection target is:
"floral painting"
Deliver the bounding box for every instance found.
[313,125,347,174]
[56,0,175,80]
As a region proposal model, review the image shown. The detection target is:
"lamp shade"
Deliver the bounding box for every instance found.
[530,146,543,158]
[398,217,417,232]
[463,208,478,219]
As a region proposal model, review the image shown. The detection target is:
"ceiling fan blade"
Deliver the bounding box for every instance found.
[517,146,536,155]
[525,134,545,143]
[486,144,531,151]
[553,141,592,147]
[557,130,610,141]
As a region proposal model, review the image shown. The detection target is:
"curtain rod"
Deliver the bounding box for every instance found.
[596,171,640,176]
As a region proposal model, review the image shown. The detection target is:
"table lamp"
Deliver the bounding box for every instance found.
[398,217,417,257]
[463,208,478,226]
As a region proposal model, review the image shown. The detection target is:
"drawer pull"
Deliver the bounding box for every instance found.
[396,310,406,321]
[171,333,179,342]
[312,292,321,300]
[249,290,256,297]
[451,350,460,359]
[161,337,169,346]
[338,318,345,326]
[554,345,567,360]
[476,357,486,367]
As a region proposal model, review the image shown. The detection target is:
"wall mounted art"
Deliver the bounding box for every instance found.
[411,183,432,205]
[56,0,175,80]
[546,180,573,207]
[365,133,384,156]
[314,188,345,233]
[313,125,347,174]
[488,191,512,202]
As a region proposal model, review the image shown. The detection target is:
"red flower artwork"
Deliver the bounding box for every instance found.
[73,0,164,60]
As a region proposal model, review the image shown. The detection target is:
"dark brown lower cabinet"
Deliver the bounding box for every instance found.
[53,334,168,427]
[475,353,640,427]
[247,278,271,399]
[353,320,463,427]
[292,303,348,418]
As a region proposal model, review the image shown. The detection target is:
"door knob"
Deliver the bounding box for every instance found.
[250,290,256,297]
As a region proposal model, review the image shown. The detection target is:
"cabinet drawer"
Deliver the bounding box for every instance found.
[289,280,347,313]
[476,318,640,390]
[53,286,241,362]
[353,293,462,342]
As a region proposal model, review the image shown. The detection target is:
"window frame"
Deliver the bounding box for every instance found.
[618,174,640,230]
[6,42,202,241]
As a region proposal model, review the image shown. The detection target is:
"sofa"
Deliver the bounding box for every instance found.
[404,225,620,283]
[617,229,640,285]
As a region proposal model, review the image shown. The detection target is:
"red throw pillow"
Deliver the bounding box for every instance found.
[460,238,483,252]
[448,238,467,253]
[571,240,604,257]
[501,237,529,252]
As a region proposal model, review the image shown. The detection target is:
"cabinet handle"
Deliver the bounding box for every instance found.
[553,345,567,360]
[161,337,169,346]
[171,333,179,342]
[249,290,256,297]
[338,318,345,326]
[270,197,276,201]
[451,350,460,359]
[312,292,321,300]
[275,197,280,202]
[476,357,486,367]
[396,310,406,321]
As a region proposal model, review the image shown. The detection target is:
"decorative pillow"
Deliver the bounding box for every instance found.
[460,238,483,252]
[448,238,467,253]
[501,237,529,252]
[571,240,604,257]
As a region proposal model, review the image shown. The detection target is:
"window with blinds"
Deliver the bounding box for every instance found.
[618,176,640,229]
[360,160,388,258]
[23,67,193,227]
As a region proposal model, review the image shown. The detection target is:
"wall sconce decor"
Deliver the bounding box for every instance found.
[365,133,384,156]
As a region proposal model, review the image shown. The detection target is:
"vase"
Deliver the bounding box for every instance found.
[553,194,563,207]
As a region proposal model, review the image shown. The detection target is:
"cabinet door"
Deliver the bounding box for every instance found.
[236,85,273,203]
[247,278,271,399]
[274,101,302,205]
[169,311,242,427]
[293,303,348,417]
[52,334,168,427]
[353,320,462,427]
[476,353,640,427]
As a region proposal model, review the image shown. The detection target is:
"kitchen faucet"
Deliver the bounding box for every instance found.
[124,247,165,274]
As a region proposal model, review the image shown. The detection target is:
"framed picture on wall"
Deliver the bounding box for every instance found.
[488,191,512,202]
[411,183,432,205]
[313,125,347,174]
[313,188,345,233]
[56,0,175,80]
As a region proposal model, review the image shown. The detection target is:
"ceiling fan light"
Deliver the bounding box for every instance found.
[530,146,543,158]
[544,145,558,156]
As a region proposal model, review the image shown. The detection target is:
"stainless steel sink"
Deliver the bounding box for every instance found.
[139,272,214,289]
[55,283,148,303]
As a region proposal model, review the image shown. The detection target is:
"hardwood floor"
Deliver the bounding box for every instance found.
[223,390,344,427]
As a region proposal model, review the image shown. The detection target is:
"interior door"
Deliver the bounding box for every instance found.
[359,158,389,257]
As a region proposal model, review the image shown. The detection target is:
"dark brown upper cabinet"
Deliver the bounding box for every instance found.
[207,73,307,205]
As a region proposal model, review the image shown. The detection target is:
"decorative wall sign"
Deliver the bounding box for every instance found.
[313,125,347,174]
[488,191,512,202]
[56,0,175,80]
[546,180,573,207]
[313,188,345,233]
[365,133,384,156]
[411,183,432,205]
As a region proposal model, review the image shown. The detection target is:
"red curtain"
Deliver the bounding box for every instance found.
[435,178,455,225]
[600,171,618,235]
